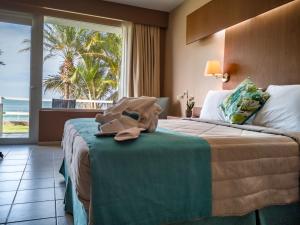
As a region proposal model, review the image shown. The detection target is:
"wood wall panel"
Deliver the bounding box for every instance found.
[223,0,300,90]
[186,0,294,44]
[0,0,169,28]
[39,109,100,143]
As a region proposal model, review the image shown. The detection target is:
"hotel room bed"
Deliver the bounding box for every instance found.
[62,118,299,223]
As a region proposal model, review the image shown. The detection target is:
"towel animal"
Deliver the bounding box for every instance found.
[95,97,162,141]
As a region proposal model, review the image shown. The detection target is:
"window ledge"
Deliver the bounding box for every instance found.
[40,108,103,113]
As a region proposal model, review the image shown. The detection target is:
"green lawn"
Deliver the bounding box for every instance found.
[3,124,29,133]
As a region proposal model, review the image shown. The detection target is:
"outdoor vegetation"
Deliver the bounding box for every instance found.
[42,24,122,104]
[1,23,122,135]
[22,23,122,105]
[3,122,28,133]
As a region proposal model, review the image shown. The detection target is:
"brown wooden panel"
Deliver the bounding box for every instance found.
[39,109,100,142]
[0,0,168,28]
[186,0,294,44]
[223,0,300,90]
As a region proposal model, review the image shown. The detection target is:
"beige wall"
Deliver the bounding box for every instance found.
[164,0,225,116]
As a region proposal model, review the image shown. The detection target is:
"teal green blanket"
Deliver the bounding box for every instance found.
[69,118,212,225]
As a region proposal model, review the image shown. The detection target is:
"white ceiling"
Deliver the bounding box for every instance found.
[104,0,185,12]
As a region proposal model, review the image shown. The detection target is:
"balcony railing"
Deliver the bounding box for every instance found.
[0,96,113,135]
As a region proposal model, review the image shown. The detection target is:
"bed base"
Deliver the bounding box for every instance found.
[60,161,300,225]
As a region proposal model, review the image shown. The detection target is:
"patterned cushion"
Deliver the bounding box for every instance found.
[220,79,270,124]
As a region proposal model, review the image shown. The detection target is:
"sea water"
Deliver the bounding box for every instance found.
[1,99,51,122]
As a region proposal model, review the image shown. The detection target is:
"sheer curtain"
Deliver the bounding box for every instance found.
[119,21,133,98]
[119,23,161,98]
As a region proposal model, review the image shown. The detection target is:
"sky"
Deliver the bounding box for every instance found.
[0,22,61,100]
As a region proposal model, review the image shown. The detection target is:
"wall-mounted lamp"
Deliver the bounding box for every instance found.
[204,60,229,83]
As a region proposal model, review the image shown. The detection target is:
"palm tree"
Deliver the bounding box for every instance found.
[42,25,122,102]
[71,54,118,108]
[42,24,92,99]
[21,23,122,106]
[0,49,4,66]
[75,32,122,103]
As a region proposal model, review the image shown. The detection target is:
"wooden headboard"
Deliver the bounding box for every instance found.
[223,0,300,90]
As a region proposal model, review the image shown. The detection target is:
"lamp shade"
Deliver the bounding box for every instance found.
[204,60,222,76]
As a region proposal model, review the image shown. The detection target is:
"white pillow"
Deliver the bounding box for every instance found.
[200,90,232,121]
[253,85,300,131]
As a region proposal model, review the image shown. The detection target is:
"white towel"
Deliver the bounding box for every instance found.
[95,97,161,141]
[114,127,143,142]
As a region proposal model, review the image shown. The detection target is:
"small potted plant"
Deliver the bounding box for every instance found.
[177,90,195,118]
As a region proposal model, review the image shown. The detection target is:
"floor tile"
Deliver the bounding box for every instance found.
[29,152,52,156]
[7,218,56,225]
[0,160,27,166]
[0,145,73,225]
[0,204,11,223]
[7,152,30,156]
[54,162,63,168]
[8,201,55,222]
[14,188,55,204]
[24,167,52,173]
[30,153,53,157]
[54,167,62,175]
[0,165,25,173]
[25,164,53,171]
[3,155,29,160]
[55,177,66,188]
[22,171,53,179]
[19,178,54,190]
[55,172,64,179]
[57,215,73,225]
[55,187,65,200]
[54,154,64,159]
[27,160,54,165]
[0,173,23,181]
[0,180,20,192]
[27,158,53,163]
[29,155,53,160]
[0,191,16,205]
[56,200,66,217]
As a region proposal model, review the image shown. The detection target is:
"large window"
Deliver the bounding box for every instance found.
[0,17,32,138]
[0,11,123,143]
[42,17,122,109]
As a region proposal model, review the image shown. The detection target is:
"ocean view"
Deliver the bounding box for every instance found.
[1,98,110,123]
[1,98,51,122]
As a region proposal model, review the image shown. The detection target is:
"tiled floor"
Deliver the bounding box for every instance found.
[0,145,74,225]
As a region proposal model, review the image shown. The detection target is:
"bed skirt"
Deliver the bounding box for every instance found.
[60,161,300,225]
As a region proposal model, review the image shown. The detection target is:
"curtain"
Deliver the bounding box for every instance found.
[130,24,160,97]
[119,21,133,98]
[119,23,161,98]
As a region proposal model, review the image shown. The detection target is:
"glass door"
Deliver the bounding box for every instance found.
[0,10,43,144]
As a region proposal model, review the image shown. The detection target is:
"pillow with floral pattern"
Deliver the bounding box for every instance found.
[220,78,270,124]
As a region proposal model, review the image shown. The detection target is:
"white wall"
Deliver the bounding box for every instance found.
[164,0,225,116]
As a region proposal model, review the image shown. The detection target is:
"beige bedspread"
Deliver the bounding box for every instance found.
[62,119,299,218]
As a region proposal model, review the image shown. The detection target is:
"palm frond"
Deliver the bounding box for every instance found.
[43,75,64,94]
[19,23,122,103]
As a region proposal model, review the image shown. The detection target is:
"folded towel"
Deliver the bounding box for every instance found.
[114,127,143,142]
[100,116,139,133]
[122,111,140,121]
[95,96,162,141]
[95,112,121,124]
